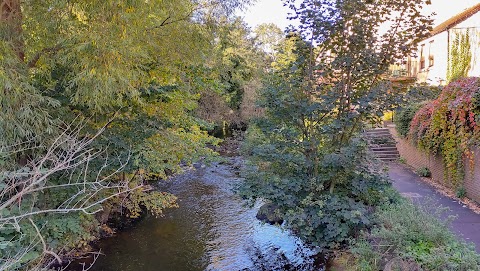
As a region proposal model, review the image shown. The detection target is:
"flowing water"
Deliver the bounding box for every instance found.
[68,157,321,271]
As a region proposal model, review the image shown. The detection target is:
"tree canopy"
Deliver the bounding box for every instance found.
[0,0,259,269]
[240,0,433,249]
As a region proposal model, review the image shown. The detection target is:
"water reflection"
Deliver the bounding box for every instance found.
[69,157,319,271]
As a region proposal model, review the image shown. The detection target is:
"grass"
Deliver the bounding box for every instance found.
[349,198,480,270]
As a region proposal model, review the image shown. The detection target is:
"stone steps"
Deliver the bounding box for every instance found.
[365,128,400,161]
[365,133,392,137]
[372,150,400,155]
[370,146,398,151]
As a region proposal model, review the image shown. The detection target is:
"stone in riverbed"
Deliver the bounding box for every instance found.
[256,203,283,225]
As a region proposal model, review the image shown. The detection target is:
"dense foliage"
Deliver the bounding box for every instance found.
[0,0,262,269]
[395,102,424,137]
[240,0,433,251]
[394,84,441,137]
[409,77,480,187]
[195,18,273,125]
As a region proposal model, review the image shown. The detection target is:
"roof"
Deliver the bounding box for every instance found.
[430,3,480,36]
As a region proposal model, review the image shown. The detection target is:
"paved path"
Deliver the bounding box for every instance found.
[388,162,480,252]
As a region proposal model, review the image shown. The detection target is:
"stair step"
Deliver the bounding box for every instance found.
[365,130,390,133]
[370,144,397,148]
[378,157,399,161]
[369,132,391,134]
[365,134,393,138]
[365,129,390,132]
[365,134,393,137]
[366,131,391,133]
[375,154,400,159]
[370,146,398,151]
[372,150,400,155]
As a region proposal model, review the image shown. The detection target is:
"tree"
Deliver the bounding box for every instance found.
[195,16,270,126]
[240,0,433,250]
[254,23,284,61]
[1,0,253,268]
[1,0,254,148]
[0,124,149,270]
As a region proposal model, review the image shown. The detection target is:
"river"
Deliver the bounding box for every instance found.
[67,156,322,271]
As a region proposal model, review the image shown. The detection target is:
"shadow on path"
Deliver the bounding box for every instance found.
[388,162,480,253]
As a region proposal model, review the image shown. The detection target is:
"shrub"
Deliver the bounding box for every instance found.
[405,84,442,101]
[350,199,480,270]
[394,102,423,137]
[456,187,467,199]
[416,166,431,178]
[382,111,393,122]
[240,132,392,250]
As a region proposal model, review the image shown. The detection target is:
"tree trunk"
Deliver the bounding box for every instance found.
[1,0,24,61]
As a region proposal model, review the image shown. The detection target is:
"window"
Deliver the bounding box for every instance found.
[420,44,426,70]
[406,57,412,76]
[428,40,434,67]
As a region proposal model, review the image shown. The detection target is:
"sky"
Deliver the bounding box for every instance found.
[423,0,479,24]
[239,0,480,31]
[238,0,295,31]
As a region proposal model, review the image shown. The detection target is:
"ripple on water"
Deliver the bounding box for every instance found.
[68,157,321,271]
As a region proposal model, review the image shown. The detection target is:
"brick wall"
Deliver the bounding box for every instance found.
[388,126,480,203]
[465,147,480,203]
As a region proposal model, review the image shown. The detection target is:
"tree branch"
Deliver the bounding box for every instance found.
[29,218,63,265]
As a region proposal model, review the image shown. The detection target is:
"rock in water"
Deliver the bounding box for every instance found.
[256,203,283,225]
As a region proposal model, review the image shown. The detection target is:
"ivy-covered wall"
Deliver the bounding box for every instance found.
[447,29,473,82]
[408,78,480,187]
[389,126,480,204]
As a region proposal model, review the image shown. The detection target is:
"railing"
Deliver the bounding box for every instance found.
[389,68,408,77]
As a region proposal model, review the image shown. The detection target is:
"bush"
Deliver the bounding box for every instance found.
[409,77,480,187]
[416,166,431,178]
[405,84,442,101]
[350,199,480,270]
[394,102,423,137]
[382,111,393,122]
[240,134,392,250]
[456,187,467,199]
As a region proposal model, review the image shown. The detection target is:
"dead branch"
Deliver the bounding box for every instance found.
[28,218,62,265]
[0,118,143,269]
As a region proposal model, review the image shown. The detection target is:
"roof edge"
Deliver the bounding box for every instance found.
[430,3,480,37]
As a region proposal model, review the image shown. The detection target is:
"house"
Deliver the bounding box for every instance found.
[399,3,480,85]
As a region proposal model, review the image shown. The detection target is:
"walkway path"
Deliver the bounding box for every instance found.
[389,162,480,252]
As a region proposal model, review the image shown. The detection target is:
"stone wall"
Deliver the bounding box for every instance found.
[388,126,480,203]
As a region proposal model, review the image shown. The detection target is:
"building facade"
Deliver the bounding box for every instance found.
[401,4,480,85]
